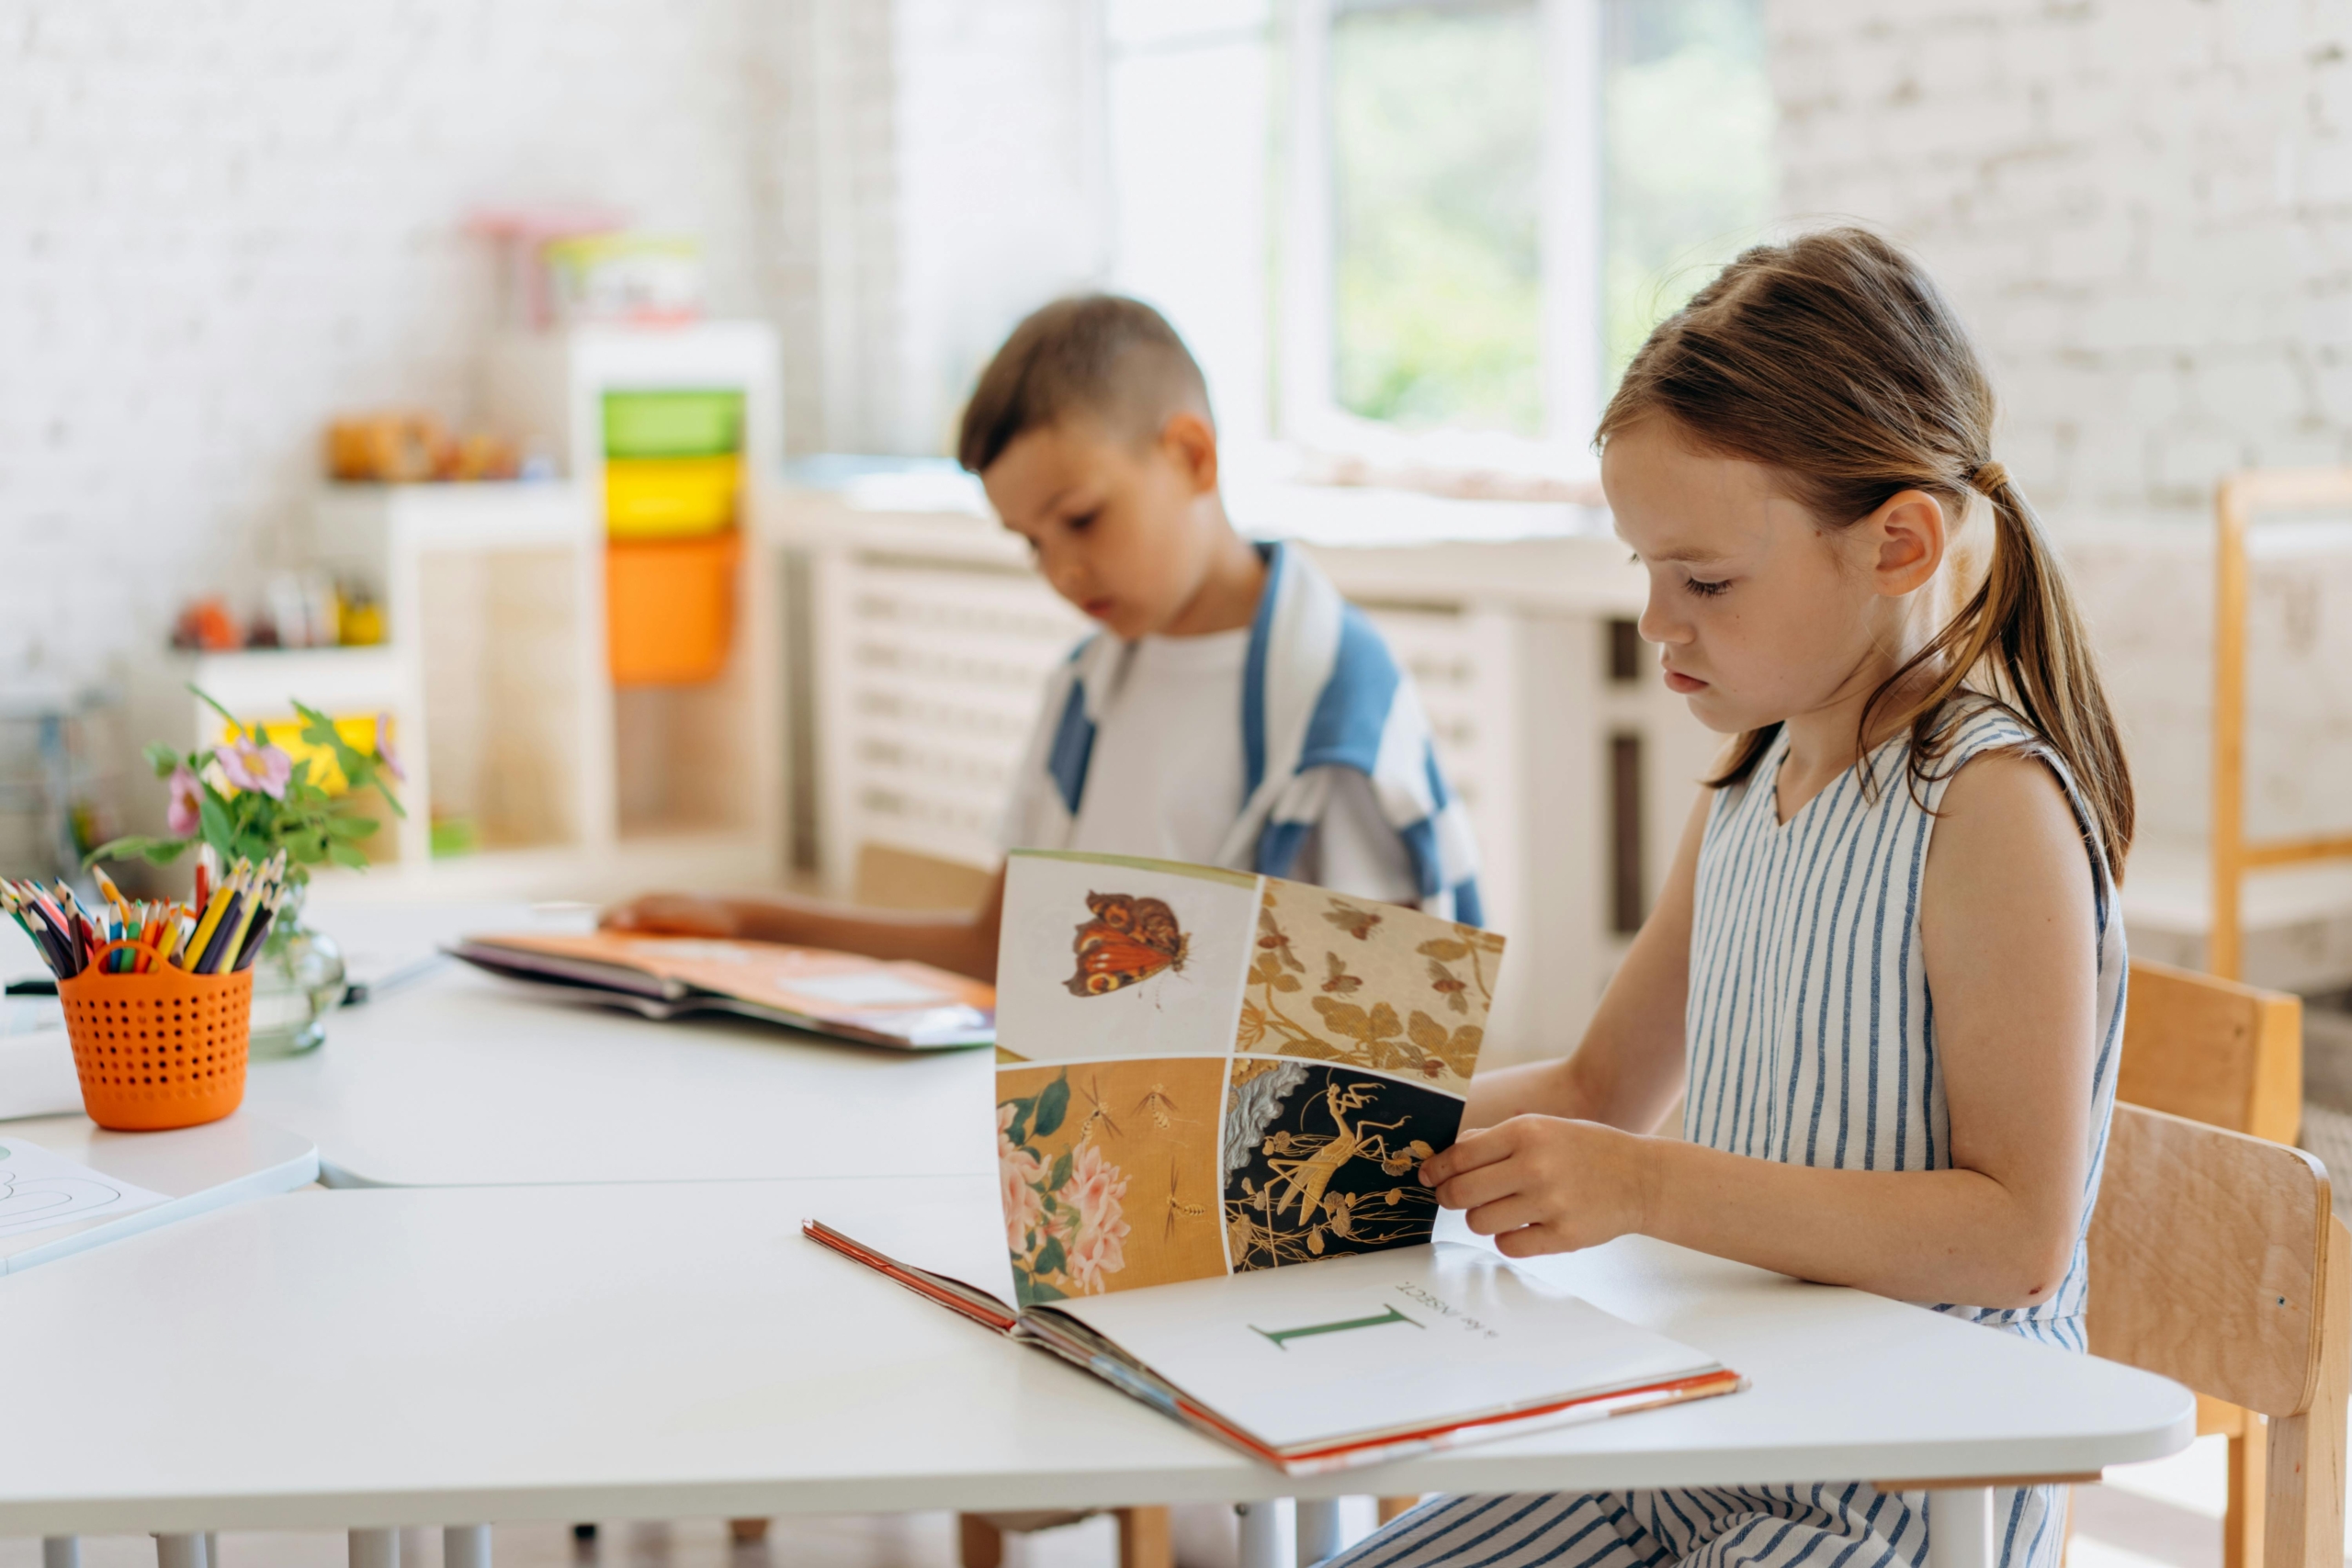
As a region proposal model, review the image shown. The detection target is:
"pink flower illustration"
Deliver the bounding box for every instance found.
[997,1104,1045,1255]
[165,764,203,836]
[218,737,292,799]
[1058,1142,1131,1293]
[374,713,406,782]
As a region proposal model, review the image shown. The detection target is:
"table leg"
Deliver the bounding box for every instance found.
[42,1539,79,1568]
[1927,1487,1992,1568]
[204,1537,218,1568]
[1295,1499,1343,1566]
[1237,1500,1295,1568]
[349,1529,399,1568]
[154,1537,206,1568]
[445,1525,492,1568]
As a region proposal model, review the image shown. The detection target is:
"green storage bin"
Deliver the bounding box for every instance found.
[603,389,745,458]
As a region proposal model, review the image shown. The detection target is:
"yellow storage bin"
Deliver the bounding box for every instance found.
[607,534,740,686]
[605,455,741,538]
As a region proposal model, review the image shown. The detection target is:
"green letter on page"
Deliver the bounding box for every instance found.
[1250,1302,1424,1350]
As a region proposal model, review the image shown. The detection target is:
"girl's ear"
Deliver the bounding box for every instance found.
[1865,488,1949,598]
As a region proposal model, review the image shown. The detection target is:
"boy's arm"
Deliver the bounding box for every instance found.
[602,865,1007,983]
[1460,786,1705,1134]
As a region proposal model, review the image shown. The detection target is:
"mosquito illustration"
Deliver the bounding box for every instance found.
[1163,1155,1209,1242]
[1073,1073,1125,1144]
[1134,1081,1192,1132]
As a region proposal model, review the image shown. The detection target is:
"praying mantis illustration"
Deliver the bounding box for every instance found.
[1263,1080,1412,1223]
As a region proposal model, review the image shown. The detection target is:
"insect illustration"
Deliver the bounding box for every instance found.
[1322,900,1383,941]
[1320,952,1362,995]
[1072,1072,1125,1144]
[1067,892,1189,997]
[1426,958,1470,1012]
[1163,1156,1209,1242]
[1263,1080,1407,1223]
[1134,1081,1191,1132]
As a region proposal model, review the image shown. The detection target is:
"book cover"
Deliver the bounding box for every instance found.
[992,851,1506,1305]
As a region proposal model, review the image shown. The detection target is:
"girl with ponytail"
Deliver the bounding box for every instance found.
[1340,230,2133,1568]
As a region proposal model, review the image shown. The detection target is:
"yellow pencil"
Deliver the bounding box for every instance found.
[92,866,129,914]
[182,863,247,972]
[212,887,266,976]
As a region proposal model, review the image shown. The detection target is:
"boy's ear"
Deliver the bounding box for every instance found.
[1868,488,1946,597]
[1159,412,1218,495]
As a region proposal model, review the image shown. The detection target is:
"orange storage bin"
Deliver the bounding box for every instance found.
[607,533,740,685]
[59,943,252,1131]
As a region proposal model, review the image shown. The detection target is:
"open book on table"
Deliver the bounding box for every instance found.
[448,931,994,1049]
[808,850,1739,1472]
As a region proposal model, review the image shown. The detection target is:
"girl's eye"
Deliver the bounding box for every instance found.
[1683,578,1731,599]
[1068,510,1098,534]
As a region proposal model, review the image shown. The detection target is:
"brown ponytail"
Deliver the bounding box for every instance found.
[1599,228,2133,883]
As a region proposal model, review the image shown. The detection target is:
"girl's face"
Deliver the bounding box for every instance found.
[1602,417,1945,737]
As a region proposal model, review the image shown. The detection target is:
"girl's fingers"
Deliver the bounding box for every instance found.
[1492,1224,1577,1259]
[1430,1159,1524,1214]
[1419,1124,1517,1186]
[1461,1194,1548,1237]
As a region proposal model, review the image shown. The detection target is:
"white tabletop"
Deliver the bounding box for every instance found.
[0,1175,2192,1537]
[238,964,994,1187]
[0,1111,317,1274]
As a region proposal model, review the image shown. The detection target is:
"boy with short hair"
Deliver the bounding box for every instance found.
[606,295,1480,973]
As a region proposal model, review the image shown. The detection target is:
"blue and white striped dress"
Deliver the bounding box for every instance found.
[1331,702,2126,1568]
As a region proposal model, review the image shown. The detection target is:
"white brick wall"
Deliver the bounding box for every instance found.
[1768,0,2352,874]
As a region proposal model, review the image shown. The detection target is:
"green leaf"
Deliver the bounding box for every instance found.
[1001,1094,1037,1147]
[82,835,195,870]
[188,684,244,740]
[1032,1072,1070,1139]
[326,841,368,869]
[142,740,187,775]
[323,814,379,840]
[1046,1149,1073,1192]
[1020,1276,1067,1304]
[197,788,234,855]
[1032,1235,1067,1279]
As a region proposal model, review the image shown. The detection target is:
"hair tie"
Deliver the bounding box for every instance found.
[1968,460,2008,494]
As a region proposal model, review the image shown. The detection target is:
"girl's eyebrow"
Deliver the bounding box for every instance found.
[1625,545,1733,565]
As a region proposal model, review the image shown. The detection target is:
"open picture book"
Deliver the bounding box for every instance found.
[807,850,1739,1472]
[448,931,994,1049]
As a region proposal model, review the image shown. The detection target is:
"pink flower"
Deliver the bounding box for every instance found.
[373,713,405,783]
[218,737,292,798]
[1058,1142,1131,1293]
[166,764,203,836]
[998,1104,1045,1256]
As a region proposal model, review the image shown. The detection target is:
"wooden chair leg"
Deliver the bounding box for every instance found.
[2225,1427,2266,1568]
[2265,1215,2350,1568]
[957,1516,1004,1568]
[1376,1498,1421,1526]
[727,1521,769,1546]
[1114,1506,1171,1568]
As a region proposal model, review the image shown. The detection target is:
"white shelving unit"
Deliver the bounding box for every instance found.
[157,323,788,905]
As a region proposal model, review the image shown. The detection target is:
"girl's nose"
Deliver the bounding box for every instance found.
[1637,581,1690,647]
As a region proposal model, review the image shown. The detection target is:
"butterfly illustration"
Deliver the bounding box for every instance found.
[1067,892,1189,997]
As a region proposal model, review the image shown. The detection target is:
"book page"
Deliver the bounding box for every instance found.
[0,1137,167,1240]
[993,852,1506,1307]
[1046,1242,1721,1455]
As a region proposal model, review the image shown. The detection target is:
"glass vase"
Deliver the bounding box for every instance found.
[245,883,347,1057]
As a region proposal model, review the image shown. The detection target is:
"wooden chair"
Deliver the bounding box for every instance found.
[2112,958,2304,1568]
[2088,1101,2347,1567]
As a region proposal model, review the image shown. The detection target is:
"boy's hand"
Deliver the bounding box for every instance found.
[1418,1115,1654,1258]
[599,893,741,938]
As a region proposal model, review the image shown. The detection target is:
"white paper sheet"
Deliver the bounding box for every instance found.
[0,1137,168,1238]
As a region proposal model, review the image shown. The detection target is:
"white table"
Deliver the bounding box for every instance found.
[0,1175,2192,1568]
[0,1112,317,1274]
[237,964,994,1186]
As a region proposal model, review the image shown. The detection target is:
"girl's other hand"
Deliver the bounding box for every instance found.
[1419,1115,1654,1258]
[599,893,741,938]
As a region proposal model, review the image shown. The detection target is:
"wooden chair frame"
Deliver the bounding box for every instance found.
[2210,468,2352,980]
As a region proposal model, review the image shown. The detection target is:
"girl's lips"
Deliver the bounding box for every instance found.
[1080,598,1115,620]
[1663,669,1708,694]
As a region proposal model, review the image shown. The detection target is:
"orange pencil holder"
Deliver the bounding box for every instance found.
[57,942,253,1132]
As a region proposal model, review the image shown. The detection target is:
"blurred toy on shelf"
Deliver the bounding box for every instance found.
[324,412,520,484]
[170,597,244,653]
[543,234,703,327]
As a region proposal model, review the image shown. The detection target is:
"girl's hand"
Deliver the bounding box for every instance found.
[599,893,741,938]
[1419,1115,1655,1258]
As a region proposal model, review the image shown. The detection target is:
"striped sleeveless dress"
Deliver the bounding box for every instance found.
[1329,702,2126,1568]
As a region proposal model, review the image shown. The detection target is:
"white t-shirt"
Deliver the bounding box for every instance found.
[1001,629,1421,906]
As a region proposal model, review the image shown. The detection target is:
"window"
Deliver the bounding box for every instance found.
[1102,0,1771,475]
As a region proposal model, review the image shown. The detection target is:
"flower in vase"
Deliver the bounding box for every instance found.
[373,713,406,783]
[219,737,293,799]
[165,763,203,836]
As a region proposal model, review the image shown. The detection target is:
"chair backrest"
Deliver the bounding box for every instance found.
[2118,958,2302,1143]
[2088,1102,2348,1566]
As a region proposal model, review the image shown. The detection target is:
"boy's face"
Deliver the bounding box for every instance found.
[984,413,1225,642]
